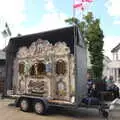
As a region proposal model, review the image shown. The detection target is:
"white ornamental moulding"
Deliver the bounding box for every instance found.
[16,39,70,59]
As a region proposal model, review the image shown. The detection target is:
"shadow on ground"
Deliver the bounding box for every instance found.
[7,103,108,119]
[43,107,101,119]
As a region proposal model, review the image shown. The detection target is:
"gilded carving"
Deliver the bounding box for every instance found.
[13,39,75,102]
[28,80,48,96]
[56,79,66,99]
[17,47,28,58]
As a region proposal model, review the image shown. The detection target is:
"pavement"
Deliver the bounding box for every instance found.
[0,98,120,120]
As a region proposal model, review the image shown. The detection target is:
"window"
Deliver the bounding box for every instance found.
[19,62,25,74]
[29,61,46,76]
[37,61,46,75]
[56,60,66,75]
[29,65,35,76]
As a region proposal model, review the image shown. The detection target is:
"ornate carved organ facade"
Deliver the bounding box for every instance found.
[13,39,75,102]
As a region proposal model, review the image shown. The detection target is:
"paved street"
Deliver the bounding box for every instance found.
[0,98,120,120]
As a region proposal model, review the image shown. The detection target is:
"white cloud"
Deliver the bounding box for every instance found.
[38,0,68,32]
[44,0,55,12]
[37,12,68,31]
[0,0,26,49]
[104,1,120,58]
[104,36,120,59]
[43,0,68,29]
[19,0,69,35]
[105,0,120,17]
[0,0,69,49]
[0,0,26,30]
[19,12,68,35]
[105,0,120,24]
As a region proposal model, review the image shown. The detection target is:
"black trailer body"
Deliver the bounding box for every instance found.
[5,26,88,114]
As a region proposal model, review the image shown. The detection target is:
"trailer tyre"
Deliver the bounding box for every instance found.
[102,110,109,118]
[20,99,30,112]
[34,101,46,115]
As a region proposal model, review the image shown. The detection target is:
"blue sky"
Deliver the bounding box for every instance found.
[22,0,120,36]
[0,0,120,58]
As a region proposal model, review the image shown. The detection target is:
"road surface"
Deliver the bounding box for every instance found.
[0,98,120,120]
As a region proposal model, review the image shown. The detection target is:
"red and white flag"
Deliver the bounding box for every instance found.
[82,0,93,2]
[73,0,84,10]
[73,0,93,10]
[73,3,82,8]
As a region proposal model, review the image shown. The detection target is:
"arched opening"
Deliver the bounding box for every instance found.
[56,60,66,75]
[29,65,35,76]
[19,62,25,75]
[37,61,46,75]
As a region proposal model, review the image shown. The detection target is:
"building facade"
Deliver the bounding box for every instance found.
[108,43,120,83]
[87,50,111,78]
[102,56,111,78]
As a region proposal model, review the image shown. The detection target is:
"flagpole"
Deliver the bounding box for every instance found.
[73,0,76,48]
[73,0,77,62]
[73,0,78,104]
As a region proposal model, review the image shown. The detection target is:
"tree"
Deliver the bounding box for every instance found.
[65,12,104,82]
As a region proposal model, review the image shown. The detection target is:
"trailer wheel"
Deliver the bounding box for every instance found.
[20,99,30,112]
[102,110,109,118]
[34,101,46,115]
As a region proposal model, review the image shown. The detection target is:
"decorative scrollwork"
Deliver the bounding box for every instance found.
[14,38,75,100]
[56,79,66,97]
[28,80,48,95]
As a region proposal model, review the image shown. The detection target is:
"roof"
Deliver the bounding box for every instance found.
[104,55,111,62]
[7,26,84,56]
[11,25,73,40]
[111,43,120,53]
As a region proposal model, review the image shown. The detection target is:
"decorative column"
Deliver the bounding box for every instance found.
[116,52,118,60]
[116,68,119,82]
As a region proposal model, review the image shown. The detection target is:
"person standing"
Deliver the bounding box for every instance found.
[106,76,119,98]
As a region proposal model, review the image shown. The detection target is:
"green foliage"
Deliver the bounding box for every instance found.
[65,17,80,25]
[65,12,104,81]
